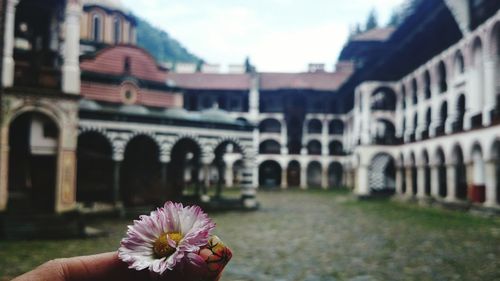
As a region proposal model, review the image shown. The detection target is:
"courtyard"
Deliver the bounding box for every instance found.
[1,190,499,281]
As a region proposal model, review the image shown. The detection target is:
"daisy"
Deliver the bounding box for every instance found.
[118,201,216,276]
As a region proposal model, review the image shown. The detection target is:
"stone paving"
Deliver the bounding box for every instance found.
[214,191,500,281]
[1,190,499,281]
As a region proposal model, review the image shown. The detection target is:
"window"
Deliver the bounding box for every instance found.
[114,16,122,44]
[92,14,103,42]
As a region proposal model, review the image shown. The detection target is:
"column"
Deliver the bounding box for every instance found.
[224,162,234,188]
[484,160,498,207]
[2,0,19,87]
[281,121,288,154]
[417,165,426,198]
[405,167,413,197]
[160,162,168,190]
[112,161,121,206]
[355,165,369,196]
[300,164,307,189]
[395,167,403,195]
[281,168,288,189]
[483,60,496,126]
[241,159,258,209]
[430,165,439,198]
[321,119,328,156]
[62,0,81,94]
[321,166,328,189]
[248,74,260,121]
[446,164,456,202]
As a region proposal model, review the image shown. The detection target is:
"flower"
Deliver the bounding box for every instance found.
[118,201,216,275]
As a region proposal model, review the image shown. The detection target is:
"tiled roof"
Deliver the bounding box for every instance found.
[259,72,351,91]
[351,27,395,42]
[80,45,167,83]
[166,73,251,91]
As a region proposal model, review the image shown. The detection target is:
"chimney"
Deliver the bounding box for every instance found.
[308,63,325,73]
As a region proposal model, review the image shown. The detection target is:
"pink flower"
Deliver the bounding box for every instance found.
[118,202,216,276]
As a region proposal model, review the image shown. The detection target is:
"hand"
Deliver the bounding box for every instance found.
[12,252,154,281]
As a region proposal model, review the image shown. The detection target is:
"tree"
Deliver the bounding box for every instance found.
[365,9,378,31]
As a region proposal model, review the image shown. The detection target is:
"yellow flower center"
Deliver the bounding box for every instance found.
[153,232,183,259]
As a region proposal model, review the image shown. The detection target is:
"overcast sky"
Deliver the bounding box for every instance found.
[121,0,403,72]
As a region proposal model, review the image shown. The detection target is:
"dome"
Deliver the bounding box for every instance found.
[199,108,237,124]
[82,0,129,13]
[79,99,102,111]
[163,108,201,121]
[119,104,149,115]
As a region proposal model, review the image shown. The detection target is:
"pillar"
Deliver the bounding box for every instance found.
[321,119,328,156]
[483,60,496,126]
[240,159,258,208]
[2,0,19,87]
[321,166,328,189]
[430,165,439,198]
[62,0,81,94]
[224,162,233,188]
[355,165,369,196]
[112,160,121,206]
[281,121,288,154]
[484,160,498,207]
[417,165,426,198]
[395,167,403,195]
[281,168,288,189]
[446,164,456,202]
[300,164,307,189]
[405,167,413,197]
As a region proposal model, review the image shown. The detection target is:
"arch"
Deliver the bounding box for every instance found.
[435,147,447,198]
[437,60,448,93]
[410,152,417,195]
[411,78,418,105]
[329,119,344,135]
[400,84,407,109]
[368,153,396,194]
[169,137,202,199]
[287,160,301,188]
[259,118,281,133]
[412,112,418,141]
[452,144,467,200]
[329,141,344,156]
[113,15,122,44]
[492,140,500,204]
[213,140,245,197]
[371,87,396,110]
[259,160,281,188]
[259,140,281,154]
[471,37,485,113]
[328,162,343,188]
[423,70,431,99]
[453,50,465,76]
[307,140,322,155]
[422,107,431,139]
[8,112,59,213]
[422,150,431,196]
[470,143,486,203]
[77,131,114,205]
[307,119,322,134]
[399,153,406,194]
[454,94,466,132]
[373,119,396,145]
[92,12,103,42]
[436,101,448,136]
[121,135,162,207]
[307,161,322,188]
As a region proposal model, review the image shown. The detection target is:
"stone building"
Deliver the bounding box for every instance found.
[0,0,499,235]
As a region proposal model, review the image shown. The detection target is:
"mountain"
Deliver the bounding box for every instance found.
[135,17,202,64]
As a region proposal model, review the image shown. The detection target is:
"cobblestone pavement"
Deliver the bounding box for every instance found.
[214,191,500,281]
[1,191,499,281]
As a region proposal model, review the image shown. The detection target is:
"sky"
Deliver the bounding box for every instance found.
[121,0,404,72]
